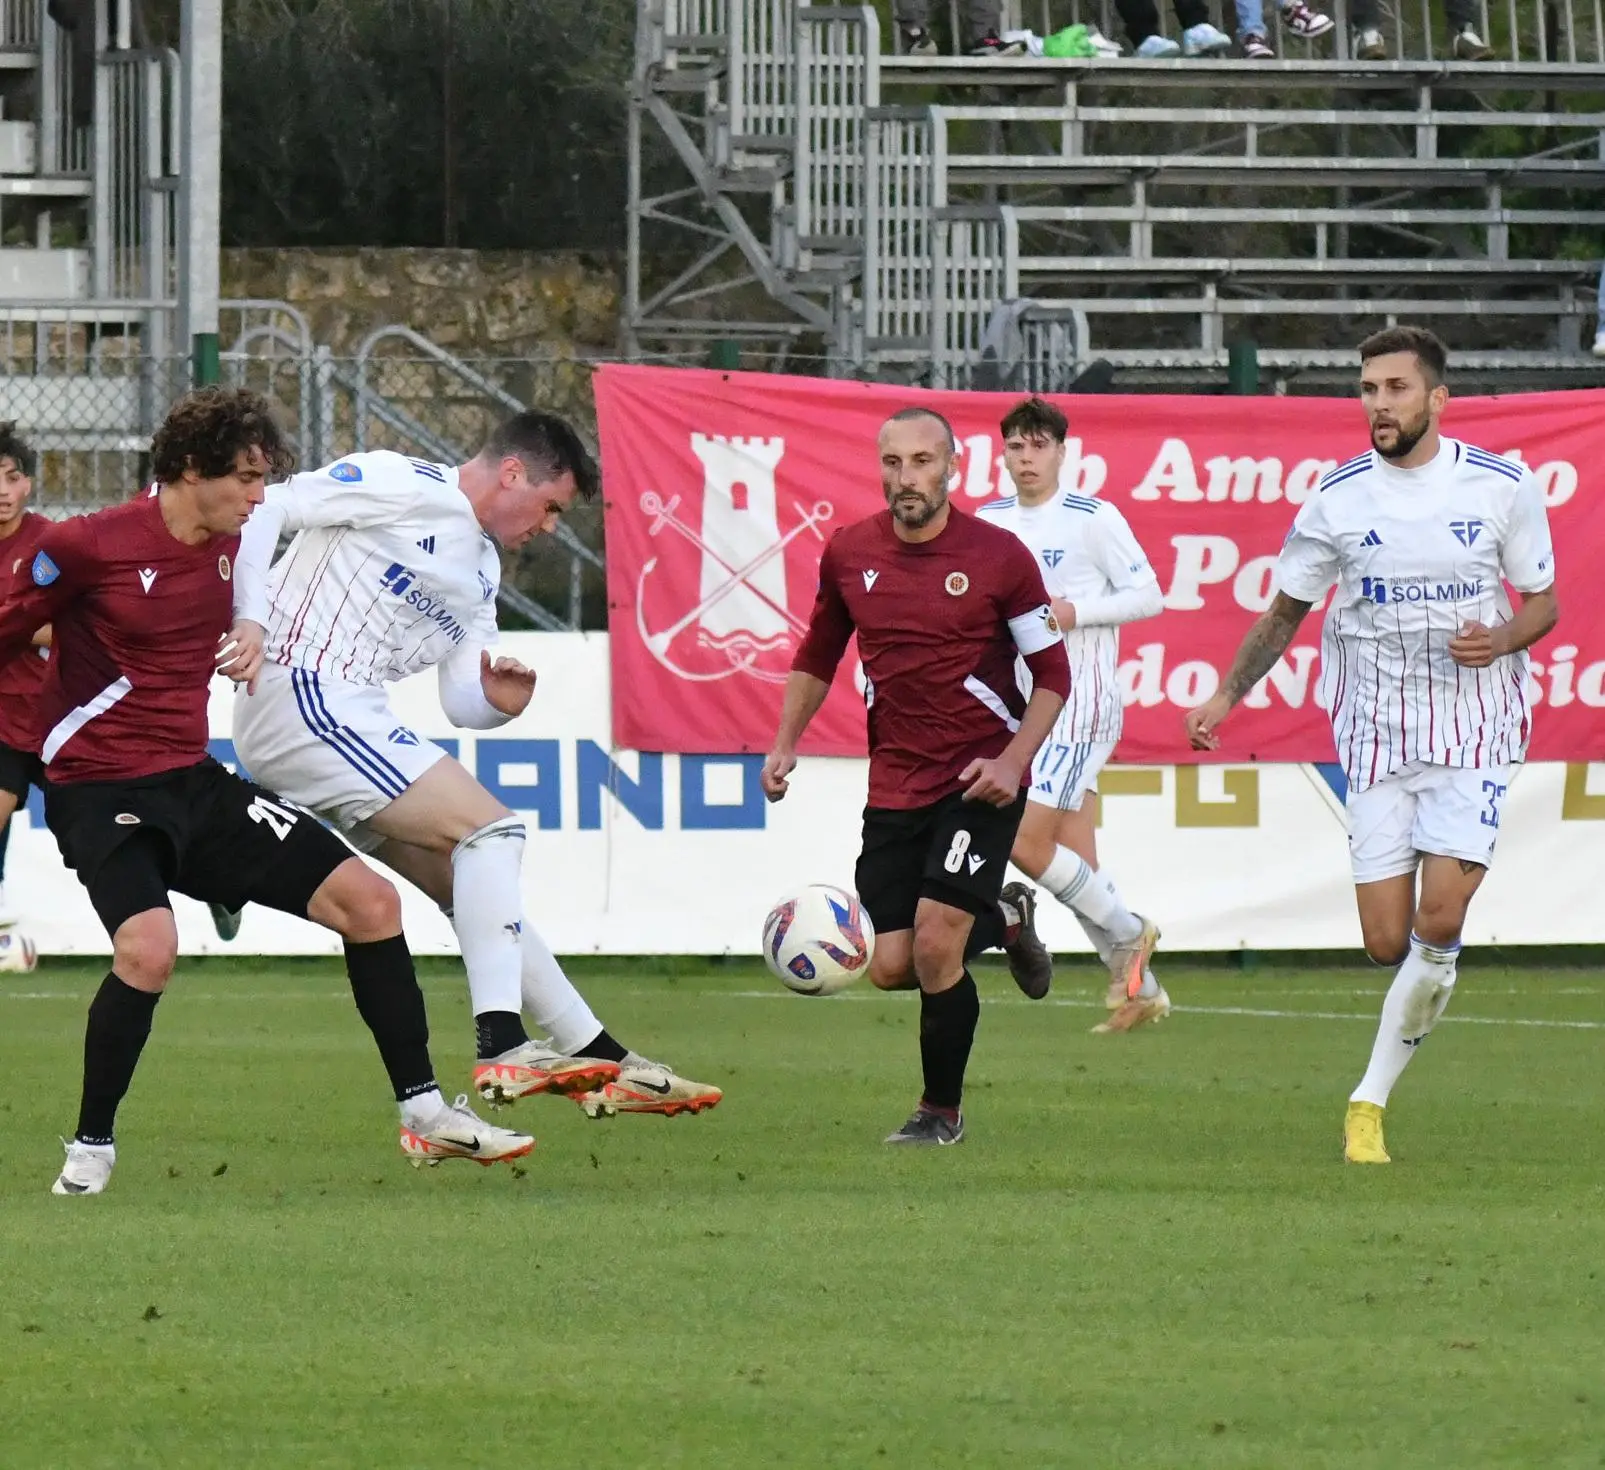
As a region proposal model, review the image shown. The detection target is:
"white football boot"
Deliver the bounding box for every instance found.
[400,1094,536,1167]
[52,1139,115,1196]
[576,1055,723,1118]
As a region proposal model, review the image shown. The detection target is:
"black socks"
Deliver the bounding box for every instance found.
[918,973,980,1112]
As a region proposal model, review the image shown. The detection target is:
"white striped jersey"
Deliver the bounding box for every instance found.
[251,451,501,685]
[975,487,1160,740]
[1274,438,1556,794]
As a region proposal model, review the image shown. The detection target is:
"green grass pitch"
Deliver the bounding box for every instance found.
[3,955,1603,1468]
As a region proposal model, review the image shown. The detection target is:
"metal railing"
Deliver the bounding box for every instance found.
[3,306,613,629]
[983,0,1603,60]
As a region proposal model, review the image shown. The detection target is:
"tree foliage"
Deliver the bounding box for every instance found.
[220,0,634,249]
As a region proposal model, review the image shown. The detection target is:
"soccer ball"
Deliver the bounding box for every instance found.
[0,930,37,974]
[762,884,875,996]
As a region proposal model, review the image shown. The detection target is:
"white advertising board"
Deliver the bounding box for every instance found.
[8,633,1601,956]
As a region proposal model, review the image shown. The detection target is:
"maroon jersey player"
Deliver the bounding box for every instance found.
[763,407,1070,1147]
[0,387,531,1196]
[0,423,49,923]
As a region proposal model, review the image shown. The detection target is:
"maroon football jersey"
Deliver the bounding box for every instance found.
[0,510,51,753]
[793,506,1069,809]
[0,495,238,783]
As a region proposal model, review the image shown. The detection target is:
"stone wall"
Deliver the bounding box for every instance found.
[219,248,622,356]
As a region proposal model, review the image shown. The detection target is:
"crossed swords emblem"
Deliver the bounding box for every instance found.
[634,490,834,683]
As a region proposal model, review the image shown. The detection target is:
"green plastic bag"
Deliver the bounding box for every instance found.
[1043,23,1100,57]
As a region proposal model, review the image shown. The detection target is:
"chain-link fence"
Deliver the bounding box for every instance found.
[6,341,638,630]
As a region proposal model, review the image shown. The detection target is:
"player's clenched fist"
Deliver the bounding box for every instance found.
[761,747,796,803]
[1448,620,1499,668]
[959,755,1022,807]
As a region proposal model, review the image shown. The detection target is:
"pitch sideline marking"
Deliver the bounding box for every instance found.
[727,991,1605,1031]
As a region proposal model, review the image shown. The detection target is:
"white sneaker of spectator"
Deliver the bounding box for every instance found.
[1181,21,1232,53]
[1135,33,1182,55]
[1452,23,1492,57]
[1241,31,1275,55]
[1279,0,1334,36]
[1592,329,1605,359]
[1352,25,1387,56]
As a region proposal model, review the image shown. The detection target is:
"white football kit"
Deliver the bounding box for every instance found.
[230,450,509,846]
[1274,438,1556,883]
[976,487,1161,811]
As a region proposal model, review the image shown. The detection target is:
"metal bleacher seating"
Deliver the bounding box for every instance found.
[626,0,1605,389]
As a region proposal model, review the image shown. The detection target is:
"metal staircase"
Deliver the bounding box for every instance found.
[626,0,1605,387]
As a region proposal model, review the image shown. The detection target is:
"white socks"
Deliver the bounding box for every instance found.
[1351,933,1460,1108]
[1039,846,1143,943]
[400,1087,447,1129]
[450,816,527,1017]
[519,924,605,1056]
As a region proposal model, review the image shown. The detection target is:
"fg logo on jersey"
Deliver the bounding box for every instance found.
[330,462,363,483]
[1450,519,1484,547]
[31,550,59,586]
[388,727,420,746]
[477,571,495,602]
[1042,549,1065,568]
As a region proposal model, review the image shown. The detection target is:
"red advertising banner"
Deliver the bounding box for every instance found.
[597,364,1604,764]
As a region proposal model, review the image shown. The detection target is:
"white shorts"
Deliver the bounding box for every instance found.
[1027,737,1117,813]
[1346,759,1512,884]
[232,663,447,851]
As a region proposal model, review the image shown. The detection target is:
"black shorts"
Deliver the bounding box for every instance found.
[854,790,1027,936]
[44,757,356,938]
[0,738,42,804]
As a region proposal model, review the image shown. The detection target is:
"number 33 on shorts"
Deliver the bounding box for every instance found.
[1479,779,1507,830]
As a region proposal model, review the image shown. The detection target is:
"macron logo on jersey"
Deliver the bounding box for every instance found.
[1361,575,1484,606]
[862,570,879,590]
[1450,519,1484,547]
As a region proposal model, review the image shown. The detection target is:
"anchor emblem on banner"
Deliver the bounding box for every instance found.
[633,433,833,684]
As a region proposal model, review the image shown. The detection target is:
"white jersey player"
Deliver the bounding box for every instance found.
[1186,327,1559,1165]
[976,397,1167,1033]
[223,414,723,1120]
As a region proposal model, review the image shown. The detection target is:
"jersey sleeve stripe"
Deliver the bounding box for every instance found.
[1462,448,1523,482]
[1317,460,1372,493]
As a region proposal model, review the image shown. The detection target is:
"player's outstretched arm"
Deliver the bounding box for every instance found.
[762,671,831,803]
[1185,591,1313,750]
